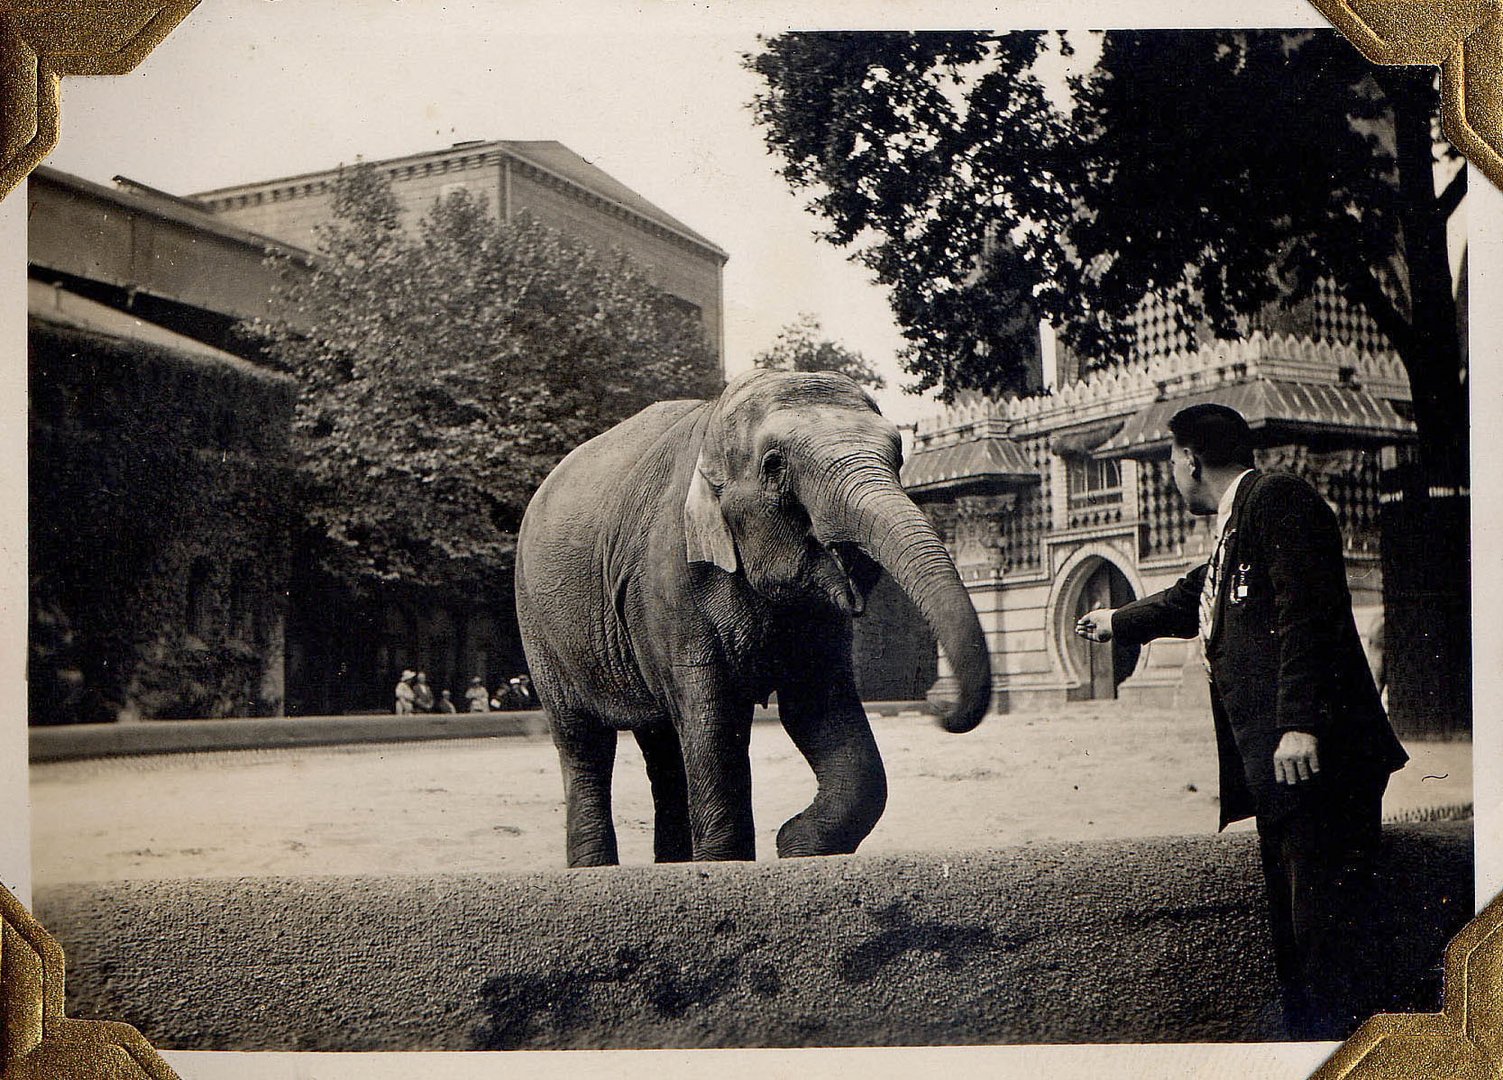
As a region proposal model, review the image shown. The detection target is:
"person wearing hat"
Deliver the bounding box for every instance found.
[411,671,435,713]
[1075,402,1407,1040]
[464,675,490,713]
[393,670,416,715]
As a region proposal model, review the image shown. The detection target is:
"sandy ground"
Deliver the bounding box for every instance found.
[30,703,1472,884]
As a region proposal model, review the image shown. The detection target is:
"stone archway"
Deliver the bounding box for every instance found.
[1057,553,1141,701]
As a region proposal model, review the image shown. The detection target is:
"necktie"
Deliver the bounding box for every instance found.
[1199,527,1228,646]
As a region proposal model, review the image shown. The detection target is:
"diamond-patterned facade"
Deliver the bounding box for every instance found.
[895,295,1415,713]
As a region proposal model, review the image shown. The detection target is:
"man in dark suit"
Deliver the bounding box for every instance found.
[1075,403,1408,1040]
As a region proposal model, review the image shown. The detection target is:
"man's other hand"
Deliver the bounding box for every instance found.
[1273,730,1321,785]
[1075,608,1115,643]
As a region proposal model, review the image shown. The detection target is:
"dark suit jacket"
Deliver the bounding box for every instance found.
[1112,470,1408,828]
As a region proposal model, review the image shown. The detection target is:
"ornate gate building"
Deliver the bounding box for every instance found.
[896,282,1417,715]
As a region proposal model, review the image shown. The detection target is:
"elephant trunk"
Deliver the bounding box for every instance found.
[800,449,992,733]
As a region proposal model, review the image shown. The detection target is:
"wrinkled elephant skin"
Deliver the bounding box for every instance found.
[516,370,991,867]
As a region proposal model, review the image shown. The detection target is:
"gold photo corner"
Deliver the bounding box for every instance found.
[1,883,180,1080]
[0,0,199,202]
[1310,0,1503,188]
[1311,887,1503,1079]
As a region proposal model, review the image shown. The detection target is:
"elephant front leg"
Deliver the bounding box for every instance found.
[671,675,756,861]
[554,720,620,868]
[775,676,887,857]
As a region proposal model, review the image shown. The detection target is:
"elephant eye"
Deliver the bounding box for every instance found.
[761,448,786,480]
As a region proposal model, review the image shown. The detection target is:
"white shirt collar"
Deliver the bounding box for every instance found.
[1214,469,1255,539]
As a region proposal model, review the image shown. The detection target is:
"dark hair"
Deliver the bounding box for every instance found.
[1168,403,1255,468]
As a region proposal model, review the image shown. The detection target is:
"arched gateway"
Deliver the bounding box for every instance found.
[1057,553,1140,701]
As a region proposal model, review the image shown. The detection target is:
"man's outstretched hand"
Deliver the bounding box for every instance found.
[1075,608,1116,643]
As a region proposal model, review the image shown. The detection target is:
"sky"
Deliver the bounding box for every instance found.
[56,0,1437,434]
[44,1,963,423]
[39,1,1297,428]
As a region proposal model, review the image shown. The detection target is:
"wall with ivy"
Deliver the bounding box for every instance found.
[29,316,296,723]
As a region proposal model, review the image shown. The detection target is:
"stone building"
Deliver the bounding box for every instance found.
[178,140,729,714]
[28,167,299,356]
[186,140,729,374]
[897,279,1431,724]
[30,138,730,720]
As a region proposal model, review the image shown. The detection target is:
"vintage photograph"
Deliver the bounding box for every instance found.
[20,2,1481,1070]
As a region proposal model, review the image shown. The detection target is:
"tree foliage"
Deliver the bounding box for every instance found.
[753,312,886,389]
[747,32,1063,400]
[746,30,1467,481]
[255,164,720,595]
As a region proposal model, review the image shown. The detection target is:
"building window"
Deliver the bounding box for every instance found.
[229,561,265,644]
[213,408,236,452]
[1069,457,1122,498]
[1067,457,1123,529]
[186,558,216,640]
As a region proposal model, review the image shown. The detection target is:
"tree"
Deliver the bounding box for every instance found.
[754,312,886,389]
[254,164,720,596]
[749,30,1470,735]
[746,30,1467,485]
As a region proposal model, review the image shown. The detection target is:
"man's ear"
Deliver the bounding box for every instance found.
[684,452,737,572]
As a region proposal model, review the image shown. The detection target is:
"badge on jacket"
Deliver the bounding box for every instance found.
[1231,562,1252,604]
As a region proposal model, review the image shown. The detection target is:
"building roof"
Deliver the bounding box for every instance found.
[913,333,1412,445]
[1049,418,1127,457]
[902,437,1039,494]
[1096,378,1414,457]
[188,140,728,262]
[28,280,293,386]
[500,141,726,259]
[32,166,311,262]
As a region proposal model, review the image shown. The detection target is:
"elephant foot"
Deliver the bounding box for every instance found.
[654,839,693,862]
[775,813,865,858]
[568,854,621,869]
[566,840,621,868]
[652,822,693,863]
[689,834,756,861]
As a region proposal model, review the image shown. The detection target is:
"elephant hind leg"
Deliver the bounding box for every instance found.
[633,722,692,863]
[554,718,620,868]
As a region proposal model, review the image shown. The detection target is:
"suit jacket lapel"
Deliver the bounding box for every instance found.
[1209,470,1261,648]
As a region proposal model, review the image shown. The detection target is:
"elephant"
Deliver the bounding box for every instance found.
[515,369,992,867]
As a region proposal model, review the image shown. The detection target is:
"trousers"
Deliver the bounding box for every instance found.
[1255,773,1388,1041]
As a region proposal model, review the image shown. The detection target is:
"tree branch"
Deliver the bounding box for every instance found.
[1436,166,1466,221]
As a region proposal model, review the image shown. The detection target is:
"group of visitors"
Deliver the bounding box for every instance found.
[462,674,537,711]
[393,670,535,714]
[392,670,441,714]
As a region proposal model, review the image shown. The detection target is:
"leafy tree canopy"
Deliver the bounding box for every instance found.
[753,312,886,389]
[746,30,1466,481]
[255,164,720,596]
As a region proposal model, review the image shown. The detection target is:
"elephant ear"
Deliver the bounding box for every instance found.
[684,450,737,573]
